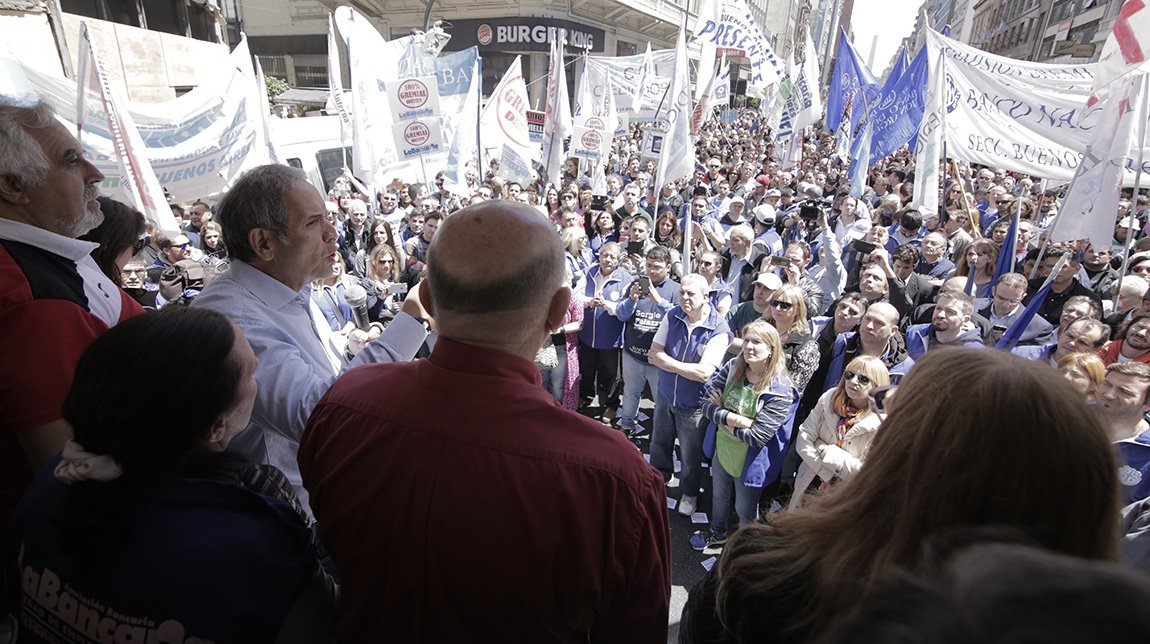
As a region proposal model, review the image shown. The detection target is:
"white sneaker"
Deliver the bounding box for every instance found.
[678,495,697,517]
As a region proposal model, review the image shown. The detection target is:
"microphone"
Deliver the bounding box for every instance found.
[344,283,371,331]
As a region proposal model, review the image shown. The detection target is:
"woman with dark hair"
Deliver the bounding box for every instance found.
[79,197,146,286]
[3,307,335,642]
[654,210,685,278]
[954,238,998,299]
[681,348,1121,644]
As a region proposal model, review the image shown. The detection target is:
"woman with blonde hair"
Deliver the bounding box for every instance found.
[789,355,889,510]
[682,348,1121,644]
[1058,351,1107,401]
[689,320,795,555]
[362,244,403,324]
[766,284,820,394]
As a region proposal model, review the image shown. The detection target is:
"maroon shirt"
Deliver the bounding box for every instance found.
[300,337,671,643]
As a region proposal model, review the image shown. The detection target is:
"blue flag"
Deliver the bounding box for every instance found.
[990,211,1019,286]
[871,43,928,159]
[848,116,872,197]
[995,254,1068,351]
[825,28,879,134]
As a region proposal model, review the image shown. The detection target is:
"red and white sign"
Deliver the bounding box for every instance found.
[392,118,443,159]
[385,75,441,121]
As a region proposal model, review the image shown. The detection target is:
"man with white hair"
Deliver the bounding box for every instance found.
[0,100,143,525]
[721,224,756,302]
[1106,276,1150,332]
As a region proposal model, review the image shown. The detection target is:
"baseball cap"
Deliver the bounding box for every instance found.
[754,204,777,225]
[754,272,783,290]
[765,189,782,198]
[756,174,771,186]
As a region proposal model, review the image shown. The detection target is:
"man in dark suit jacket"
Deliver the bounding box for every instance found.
[978,273,1054,347]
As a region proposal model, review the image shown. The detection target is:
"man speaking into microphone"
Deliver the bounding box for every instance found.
[194,165,430,515]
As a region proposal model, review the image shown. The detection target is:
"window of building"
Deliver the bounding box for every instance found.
[142,0,185,36]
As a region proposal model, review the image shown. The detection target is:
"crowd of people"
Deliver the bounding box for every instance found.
[4,92,1150,643]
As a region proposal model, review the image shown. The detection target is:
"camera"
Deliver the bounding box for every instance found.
[851,240,877,255]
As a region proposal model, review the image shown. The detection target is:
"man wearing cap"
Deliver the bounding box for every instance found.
[726,272,782,357]
[751,203,783,263]
[718,196,749,231]
[1115,216,1139,257]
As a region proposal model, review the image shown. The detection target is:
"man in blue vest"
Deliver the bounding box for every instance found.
[579,242,631,423]
[649,274,732,516]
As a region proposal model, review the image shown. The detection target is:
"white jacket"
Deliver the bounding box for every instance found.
[789,388,882,510]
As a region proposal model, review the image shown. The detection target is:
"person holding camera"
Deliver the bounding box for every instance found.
[615,247,681,436]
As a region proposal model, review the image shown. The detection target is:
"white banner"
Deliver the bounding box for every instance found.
[653,24,695,189]
[692,0,784,90]
[571,126,607,160]
[479,55,537,185]
[924,28,1150,183]
[582,49,676,120]
[21,36,271,203]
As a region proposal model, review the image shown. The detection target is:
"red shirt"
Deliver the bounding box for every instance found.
[300,337,671,643]
[0,237,143,527]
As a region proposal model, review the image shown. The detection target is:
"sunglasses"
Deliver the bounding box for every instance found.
[172,242,190,250]
[844,370,872,387]
[769,299,794,311]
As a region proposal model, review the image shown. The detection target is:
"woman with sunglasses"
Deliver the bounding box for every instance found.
[767,285,820,393]
[80,197,147,287]
[789,355,889,510]
[690,320,795,555]
[362,244,404,324]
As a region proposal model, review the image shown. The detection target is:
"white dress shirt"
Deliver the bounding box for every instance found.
[194,259,427,514]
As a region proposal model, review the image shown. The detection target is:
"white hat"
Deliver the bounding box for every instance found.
[754,204,777,225]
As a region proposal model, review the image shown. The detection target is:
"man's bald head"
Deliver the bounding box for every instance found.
[427,201,565,319]
[867,302,900,327]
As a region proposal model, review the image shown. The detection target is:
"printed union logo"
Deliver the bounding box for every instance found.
[581,130,602,150]
[477,24,493,45]
[585,117,605,130]
[397,80,429,109]
[404,121,430,146]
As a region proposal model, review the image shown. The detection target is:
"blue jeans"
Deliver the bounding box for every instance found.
[651,399,706,497]
[540,348,567,403]
[619,351,660,429]
[710,458,760,538]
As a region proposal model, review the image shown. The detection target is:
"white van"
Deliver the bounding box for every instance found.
[268,115,352,195]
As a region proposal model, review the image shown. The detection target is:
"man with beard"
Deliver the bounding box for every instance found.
[0,100,143,526]
[1098,311,1150,366]
[1024,248,1102,326]
[905,291,986,359]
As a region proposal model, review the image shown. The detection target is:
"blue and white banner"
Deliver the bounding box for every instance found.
[870,44,927,160]
[693,0,784,91]
[825,28,879,134]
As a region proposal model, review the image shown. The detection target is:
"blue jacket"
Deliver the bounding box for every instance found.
[905,323,986,360]
[1117,434,1150,504]
[615,277,680,362]
[701,361,799,488]
[578,265,631,349]
[823,331,916,390]
[656,305,731,408]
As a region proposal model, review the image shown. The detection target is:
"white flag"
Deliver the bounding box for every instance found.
[691,57,721,136]
[794,28,823,131]
[912,46,946,218]
[541,30,573,188]
[1052,73,1147,250]
[634,42,655,113]
[327,14,353,138]
[1090,0,1150,105]
[0,44,38,107]
[76,22,177,235]
[253,57,280,164]
[654,22,695,190]
[479,56,537,184]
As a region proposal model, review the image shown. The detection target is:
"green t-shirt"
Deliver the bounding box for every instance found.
[716,376,758,477]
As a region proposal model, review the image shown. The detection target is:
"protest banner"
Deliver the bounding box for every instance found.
[21,36,271,203]
[920,28,1150,183]
[583,49,676,121]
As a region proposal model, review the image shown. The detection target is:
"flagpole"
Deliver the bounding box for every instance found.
[1121,76,1150,278]
[476,54,485,181]
[1030,180,1063,280]
[1008,188,1022,273]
